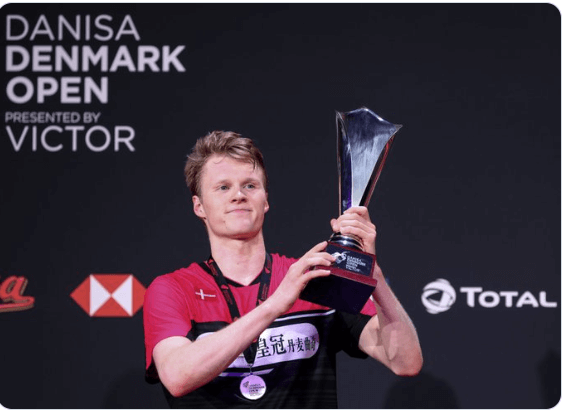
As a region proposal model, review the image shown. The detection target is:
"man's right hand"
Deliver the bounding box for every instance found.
[268,241,334,314]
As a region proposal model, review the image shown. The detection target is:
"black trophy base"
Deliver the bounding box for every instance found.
[300,242,377,314]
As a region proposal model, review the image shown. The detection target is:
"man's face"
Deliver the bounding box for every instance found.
[193,154,269,241]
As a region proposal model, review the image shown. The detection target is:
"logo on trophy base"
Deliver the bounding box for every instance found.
[300,107,401,314]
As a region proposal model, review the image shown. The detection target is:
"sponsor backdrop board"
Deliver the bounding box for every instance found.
[0,3,560,409]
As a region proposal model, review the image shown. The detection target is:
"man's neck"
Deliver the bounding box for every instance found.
[208,234,267,286]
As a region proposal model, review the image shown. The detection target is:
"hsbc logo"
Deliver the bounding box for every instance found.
[71,274,146,317]
[422,278,558,314]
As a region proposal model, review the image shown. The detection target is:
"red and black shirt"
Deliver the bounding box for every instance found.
[143,253,376,408]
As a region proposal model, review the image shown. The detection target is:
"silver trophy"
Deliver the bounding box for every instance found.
[301,107,401,314]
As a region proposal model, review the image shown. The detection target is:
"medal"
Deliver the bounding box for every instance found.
[240,374,267,400]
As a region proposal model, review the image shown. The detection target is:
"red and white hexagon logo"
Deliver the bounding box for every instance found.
[71,274,146,317]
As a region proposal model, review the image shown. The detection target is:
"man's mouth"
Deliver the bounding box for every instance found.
[228,208,251,213]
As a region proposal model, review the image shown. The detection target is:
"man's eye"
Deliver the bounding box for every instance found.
[219,185,229,191]
[246,184,256,189]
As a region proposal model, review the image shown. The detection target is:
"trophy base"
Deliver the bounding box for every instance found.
[300,242,377,314]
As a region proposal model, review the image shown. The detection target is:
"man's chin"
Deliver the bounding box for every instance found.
[231,232,260,241]
[228,227,262,241]
[208,221,264,241]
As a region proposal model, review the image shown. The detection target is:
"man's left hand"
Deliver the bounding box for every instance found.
[330,206,377,255]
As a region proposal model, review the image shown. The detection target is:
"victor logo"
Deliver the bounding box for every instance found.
[0,275,35,312]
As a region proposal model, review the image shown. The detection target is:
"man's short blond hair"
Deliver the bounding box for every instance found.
[184,131,268,197]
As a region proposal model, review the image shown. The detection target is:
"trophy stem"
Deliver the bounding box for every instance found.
[329,232,363,251]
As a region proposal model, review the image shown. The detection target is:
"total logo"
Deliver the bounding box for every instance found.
[422,278,558,314]
[71,274,146,317]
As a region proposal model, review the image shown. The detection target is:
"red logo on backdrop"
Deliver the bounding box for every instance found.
[71,274,146,317]
[0,275,35,312]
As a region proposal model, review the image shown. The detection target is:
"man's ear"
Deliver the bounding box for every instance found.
[264,193,269,214]
[193,195,206,219]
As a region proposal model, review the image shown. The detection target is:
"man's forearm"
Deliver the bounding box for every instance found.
[156,297,283,397]
[363,266,423,376]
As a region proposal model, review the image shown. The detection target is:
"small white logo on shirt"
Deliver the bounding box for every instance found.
[195,289,216,300]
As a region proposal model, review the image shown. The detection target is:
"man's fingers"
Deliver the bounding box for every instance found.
[341,222,375,239]
[334,211,374,235]
[302,242,333,266]
[289,242,335,278]
[330,218,338,232]
[309,241,328,253]
[339,218,374,232]
[343,206,370,220]
[304,269,331,279]
[296,253,334,274]
[307,254,335,268]
[339,213,375,227]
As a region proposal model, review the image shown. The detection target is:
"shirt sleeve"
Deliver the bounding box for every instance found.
[337,296,377,358]
[143,274,194,382]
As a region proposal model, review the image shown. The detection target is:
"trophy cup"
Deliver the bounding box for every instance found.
[300,107,401,314]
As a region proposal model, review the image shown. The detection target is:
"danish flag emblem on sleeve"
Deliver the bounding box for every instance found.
[195,289,216,300]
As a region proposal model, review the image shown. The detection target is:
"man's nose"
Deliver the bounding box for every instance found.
[231,187,247,201]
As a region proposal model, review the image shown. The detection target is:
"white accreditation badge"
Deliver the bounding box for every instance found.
[240,374,266,400]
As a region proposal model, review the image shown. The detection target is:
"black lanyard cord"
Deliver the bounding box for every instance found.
[198,253,273,367]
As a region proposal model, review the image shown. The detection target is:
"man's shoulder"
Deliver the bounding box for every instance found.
[148,262,209,291]
[271,253,298,264]
[271,253,298,273]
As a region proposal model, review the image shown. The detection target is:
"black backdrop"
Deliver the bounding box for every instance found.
[1,3,560,409]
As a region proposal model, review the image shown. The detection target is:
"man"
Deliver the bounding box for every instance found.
[144,131,422,408]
